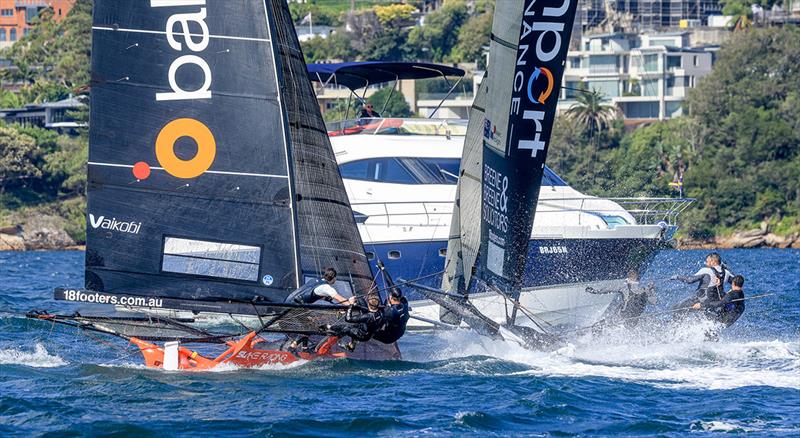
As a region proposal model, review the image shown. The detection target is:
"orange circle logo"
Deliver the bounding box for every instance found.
[155,118,216,179]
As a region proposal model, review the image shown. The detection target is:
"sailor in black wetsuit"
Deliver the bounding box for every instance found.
[696,274,746,327]
[372,289,411,344]
[586,270,656,328]
[672,252,734,311]
[330,294,385,351]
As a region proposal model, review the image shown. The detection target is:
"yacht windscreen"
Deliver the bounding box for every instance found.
[340,157,459,184]
[542,166,568,187]
[340,158,567,187]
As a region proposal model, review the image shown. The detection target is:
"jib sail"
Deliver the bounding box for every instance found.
[83,0,372,308]
[444,0,578,296]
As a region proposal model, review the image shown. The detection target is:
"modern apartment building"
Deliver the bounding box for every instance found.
[581,0,724,30]
[0,0,74,48]
[559,32,714,121]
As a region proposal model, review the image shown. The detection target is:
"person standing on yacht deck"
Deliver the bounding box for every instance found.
[359,103,381,118]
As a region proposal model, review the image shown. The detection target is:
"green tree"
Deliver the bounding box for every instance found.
[0,127,40,195]
[367,86,412,118]
[406,0,469,62]
[683,26,800,234]
[2,0,92,106]
[564,90,620,144]
[451,11,492,67]
[44,135,87,196]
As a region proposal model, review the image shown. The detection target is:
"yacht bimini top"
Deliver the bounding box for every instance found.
[307,61,465,90]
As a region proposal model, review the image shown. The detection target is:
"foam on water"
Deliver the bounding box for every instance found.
[409,319,800,390]
[0,343,67,368]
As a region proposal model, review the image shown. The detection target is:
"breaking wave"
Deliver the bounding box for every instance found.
[0,343,67,368]
[403,319,800,390]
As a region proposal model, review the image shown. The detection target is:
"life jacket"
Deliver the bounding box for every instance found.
[289,279,332,304]
[707,267,727,302]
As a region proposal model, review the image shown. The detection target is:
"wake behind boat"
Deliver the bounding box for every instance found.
[27,0,405,369]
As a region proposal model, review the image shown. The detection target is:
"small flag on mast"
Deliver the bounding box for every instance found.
[669,175,684,198]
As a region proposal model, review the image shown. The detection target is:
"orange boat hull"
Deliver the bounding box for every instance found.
[129,332,346,371]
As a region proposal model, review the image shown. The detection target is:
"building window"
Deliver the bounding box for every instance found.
[666,77,676,96]
[564,81,581,99]
[649,38,677,48]
[623,102,659,119]
[25,7,39,23]
[23,28,30,37]
[588,80,619,98]
[0,29,5,42]
[589,55,618,74]
[569,57,580,69]
[0,9,13,17]
[641,79,659,96]
[10,28,16,41]
[643,54,659,72]
[666,56,682,70]
[666,101,683,118]
[693,55,699,67]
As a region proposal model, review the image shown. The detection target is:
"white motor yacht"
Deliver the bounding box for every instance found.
[311,62,693,330]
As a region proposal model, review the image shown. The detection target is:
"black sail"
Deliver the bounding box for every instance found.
[445,0,579,295]
[84,0,371,307]
[267,1,374,296]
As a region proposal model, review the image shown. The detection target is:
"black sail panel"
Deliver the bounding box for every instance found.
[87,1,302,302]
[267,1,375,297]
[475,0,579,292]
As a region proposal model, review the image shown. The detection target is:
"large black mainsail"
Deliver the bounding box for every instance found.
[70,0,373,311]
[442,0,578,321]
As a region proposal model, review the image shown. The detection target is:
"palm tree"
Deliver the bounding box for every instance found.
[565,89,620,144]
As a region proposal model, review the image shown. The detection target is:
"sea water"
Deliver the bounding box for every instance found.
[1,249,798,436]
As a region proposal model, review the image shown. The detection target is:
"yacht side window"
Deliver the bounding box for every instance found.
[339,158,460,184]
[339,160,370,180]
[339,158,417,184]
[382,159,417,184]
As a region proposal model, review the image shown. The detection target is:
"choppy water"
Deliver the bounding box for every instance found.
[1,249,798,436]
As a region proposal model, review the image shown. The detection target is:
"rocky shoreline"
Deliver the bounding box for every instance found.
[0,215,79,251]
[1,218,798,252]
[677,225,800,250]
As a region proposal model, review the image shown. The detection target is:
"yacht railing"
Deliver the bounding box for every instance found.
[604,197,695,225]
[325,117,468,137]
[349,197,695,228]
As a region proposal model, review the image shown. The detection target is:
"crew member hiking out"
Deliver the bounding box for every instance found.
[328,294,385,351]
[691,274,746,328]
[671,252,734,310]
[284,268,354,353]
[372,288,410,344]
[587,269,656,328]
[285,267,355,305]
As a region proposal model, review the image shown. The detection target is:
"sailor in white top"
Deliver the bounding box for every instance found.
[287,267,355,305]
